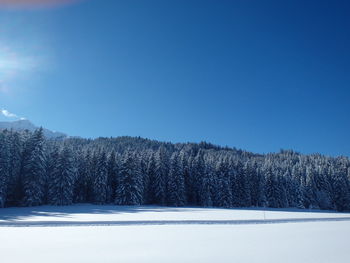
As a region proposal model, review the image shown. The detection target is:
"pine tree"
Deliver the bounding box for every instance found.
[93,151,108,204]
[153,146,168,205]
[241,162,252,206]
[276,174,288,208]
[189,149,206,205]
[330,167,350,211]
[74,150,90,203]
[199,164,214,207]
[0,129,349,212]
[46,146,60,203]
[179,150,190,203]
[214,159,232,208]
[21,128,46,206]
[87,151,99,202]
[115,151,143,205]
[232,161,250,207]
[145,153,157,204]
[250,163,266,207]
[139,151,149,202]
[106,151,118,203]
[304,167,318,208]
[265,168,279,208]
[48,147,75,205]
[5,131,23,206]
[167,152,186,206]
[0,131,10,207]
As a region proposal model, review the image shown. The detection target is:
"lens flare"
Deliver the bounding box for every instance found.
[0,44,40,94]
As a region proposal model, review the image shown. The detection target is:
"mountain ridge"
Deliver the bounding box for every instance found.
[0,119,67,139]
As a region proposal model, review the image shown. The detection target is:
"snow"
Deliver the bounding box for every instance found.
[0,205,349,262]
[0,119,67,138]
[0,205,349,224]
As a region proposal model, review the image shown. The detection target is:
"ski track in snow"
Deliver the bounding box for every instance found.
[1,217,350,227]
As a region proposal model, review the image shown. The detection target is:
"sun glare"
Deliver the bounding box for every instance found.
[0,45,39,93]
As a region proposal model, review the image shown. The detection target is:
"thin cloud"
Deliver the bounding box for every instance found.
[1,109,18,119]
[0,109,26,120]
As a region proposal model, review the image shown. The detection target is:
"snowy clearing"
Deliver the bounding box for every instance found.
[1,204,350,225]
[0,205,350,262]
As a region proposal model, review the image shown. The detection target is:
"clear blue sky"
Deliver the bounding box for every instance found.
[0,0,349,156]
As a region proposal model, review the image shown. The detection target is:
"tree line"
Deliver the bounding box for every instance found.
[0,128,349,211]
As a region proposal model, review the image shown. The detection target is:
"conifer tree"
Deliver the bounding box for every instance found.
[167,152,186,206]
[232,161,250,207]
[93,151,108,204]
[0,129,349,211]
[145,153,157,204]
[5,131,23,206]
[189,149,206,205]
[331,167,350,211]
[115,151,143,205]
[46,146,60,203]
[48,147,75,205]
[199,165,214,207]
[214,159,232,208]
[179,150,190,203]
[0,131,10,207]
[21,128,46,206]
[153,146,168,205]
[106,151,118,203]
[265,169,279,208]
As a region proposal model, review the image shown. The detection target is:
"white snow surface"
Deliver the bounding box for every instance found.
[1,204,349,223]
[0,205,349,263]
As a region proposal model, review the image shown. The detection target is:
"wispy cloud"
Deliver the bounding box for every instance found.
[1,109,18,118]
[0,109,25,120]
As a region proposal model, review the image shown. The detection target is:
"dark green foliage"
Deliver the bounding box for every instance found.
[21,128,46,206]
[115,151,143,205]
[48,147,75,205]
[0,129,349,211]
[93,151,108,204]
[167,153,185,206]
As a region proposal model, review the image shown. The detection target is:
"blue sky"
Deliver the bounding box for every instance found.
[0,0,349,156]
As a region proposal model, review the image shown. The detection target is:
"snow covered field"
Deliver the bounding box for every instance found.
[1,205,350,262]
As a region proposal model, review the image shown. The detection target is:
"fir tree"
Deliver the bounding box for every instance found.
[331,167,350,211]
[167,153,186,206]
[5,131,23,206]
[189,149,206,205]
[48,147,75,205]
[21,128,46,206]
[115,151,143,205]
[106,151,118,203]
[145,153,157,204]
[93,151,108,204]
[0,131,10,207]
[199,165,214,207]
[153,146,168,205]
[265,169,279,208]
[214,159,232,208]
[0,129,349,211]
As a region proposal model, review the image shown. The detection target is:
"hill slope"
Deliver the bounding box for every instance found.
[0,120,67,139]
